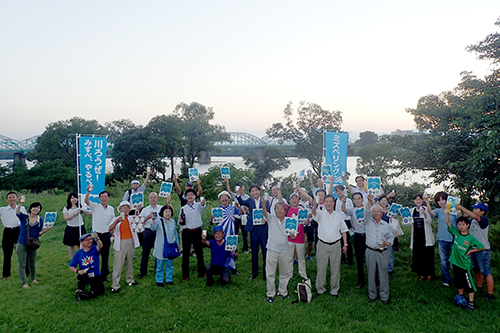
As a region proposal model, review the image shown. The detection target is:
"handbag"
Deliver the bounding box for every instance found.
[161,219,180,259]
[26,220,41,251]
[224,253,236,270]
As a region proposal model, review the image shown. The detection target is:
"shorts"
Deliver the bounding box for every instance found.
[453,264,476,293]
[470,249,491,276]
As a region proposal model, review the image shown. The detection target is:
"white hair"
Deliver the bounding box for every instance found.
[371,204,383,213]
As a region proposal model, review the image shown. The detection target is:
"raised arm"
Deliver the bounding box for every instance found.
[327,176,334,196]
[444,211,451,228]
[456,204,481,221]
[143,169,152,187]
[341,173,354,194]
[424,196,436,217]
[84,184,91,206]
[224,178,233,197]
[173,175,182,195]
[196,178,203,197]
[262,196,269,219]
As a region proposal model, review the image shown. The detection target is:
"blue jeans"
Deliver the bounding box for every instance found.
[155,258,173,283]
[438,240,452,284]
[387,246,394,273]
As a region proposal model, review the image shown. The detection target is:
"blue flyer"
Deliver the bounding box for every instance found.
[221,166,230,179]
[189,168,199,182]
[284,217,298,236]
[399,207,413,224]
[355,207,365,224]
[446,196,461,215]
[253,209,264,225]
[212,207,223,224]
[298,169,305,181]
[43,212,57,229]
[297,209,308,224]
[225,235,238,251]
[387,203,402,218]
[367,177,381,196]
[159,182,173,198]
[321,165,332,182]
[130,192,144,210]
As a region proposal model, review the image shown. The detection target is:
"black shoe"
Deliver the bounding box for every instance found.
[267,297,274,303]
[156,282,164,287]
[128,281,138,286]
[484,293,495,300]
[382,299,390,305]
[368,298,376,303]
[331,294,338,298]
[249,275,258,280]
[277,293,290,299]
[111,288,120,294]
[166,281,173,285]
[138,274,146,279]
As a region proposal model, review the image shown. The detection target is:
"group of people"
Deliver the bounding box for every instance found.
[0,171,495,309]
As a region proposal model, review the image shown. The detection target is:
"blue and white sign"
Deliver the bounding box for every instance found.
[399,207,413,224]
[212,207,223,224]
[297,209,308,224]
[355,207,365,224]
[188,168,199,182]
[78,135,107,204]
[221,166,230,179]
[43,212,57,229]
[225,235,238,251]
[446,196,461,216]
[130,192,144,210]
[159,182,173,198]
[253,209,264,225]
[324,132,349,186]
[321,165,332,183]
[284,217,298,236]
[387,203,402,218]
[367,177,381,196]
[298,169,305,181]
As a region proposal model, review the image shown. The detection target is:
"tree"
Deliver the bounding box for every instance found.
[356,131,379,147]
[266,101,342,176]
[404,18,500,215]
[243,146,291,185]
[146,114,184,180]
[28,117,108,166]
[199,163,255,201]
[173,102,230,175]
[111,126,166,181]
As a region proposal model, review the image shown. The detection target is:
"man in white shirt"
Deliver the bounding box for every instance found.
[138,192,163,279]
[334,185,354,266]
[313,195,348,297]
[85,186,116,281]
[0,192,26,279]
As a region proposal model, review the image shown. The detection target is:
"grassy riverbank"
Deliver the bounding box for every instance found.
[0,191,498,333]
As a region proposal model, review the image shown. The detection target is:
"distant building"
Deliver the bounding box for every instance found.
[391,129,419,136]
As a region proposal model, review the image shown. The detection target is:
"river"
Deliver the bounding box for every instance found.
[0,156,445,193]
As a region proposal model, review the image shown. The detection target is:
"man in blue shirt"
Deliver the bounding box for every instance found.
[69,233,104,300]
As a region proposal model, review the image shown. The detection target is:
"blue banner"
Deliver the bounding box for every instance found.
[78,135,107,204]
[324,132,349,186]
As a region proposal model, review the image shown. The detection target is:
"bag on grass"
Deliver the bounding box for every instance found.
[294,279,312,303]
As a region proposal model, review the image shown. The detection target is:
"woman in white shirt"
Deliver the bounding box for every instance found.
[63,193,91,260]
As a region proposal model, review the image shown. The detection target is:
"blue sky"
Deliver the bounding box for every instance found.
[1,1,499,141]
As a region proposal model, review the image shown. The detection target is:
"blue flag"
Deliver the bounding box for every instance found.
[78,136,107,204]
[324,132,348,186]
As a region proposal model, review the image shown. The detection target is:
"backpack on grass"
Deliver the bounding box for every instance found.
[294,279,312,303]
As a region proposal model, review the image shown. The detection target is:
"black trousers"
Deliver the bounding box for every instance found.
[181,228,205,279]
[140,229,156,276]
[234,217,248,252]
[77,274,104,297]
[353,233,367,284]
[96,232,111,279]
[2,227,20,278]
[206,264,231,286]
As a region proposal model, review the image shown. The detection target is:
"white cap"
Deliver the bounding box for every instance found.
[118,201,131,210]
[218,190,231,199]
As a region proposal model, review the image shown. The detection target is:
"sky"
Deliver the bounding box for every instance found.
[1,1,499,142]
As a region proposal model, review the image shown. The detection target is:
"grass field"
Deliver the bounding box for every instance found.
[0,190,498,333]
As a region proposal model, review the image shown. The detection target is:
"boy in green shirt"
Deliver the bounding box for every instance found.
[445,211,484,310]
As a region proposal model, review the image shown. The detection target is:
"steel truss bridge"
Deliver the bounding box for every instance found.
[216,132,295,147]
[0,135,40,153]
